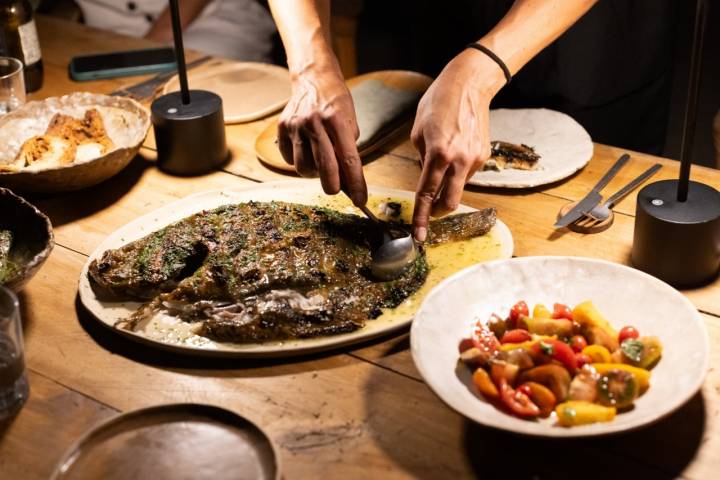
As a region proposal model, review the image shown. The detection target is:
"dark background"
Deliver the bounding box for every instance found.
[355,0,720,168]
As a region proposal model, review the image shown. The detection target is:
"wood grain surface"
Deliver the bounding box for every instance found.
[1,14,719,480]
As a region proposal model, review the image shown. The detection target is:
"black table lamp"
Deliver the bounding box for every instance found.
[631,0,720,287]
[150,0,228,175]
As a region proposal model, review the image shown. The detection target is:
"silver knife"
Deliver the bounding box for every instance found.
[554,153,631,228]
[110,55,213,100]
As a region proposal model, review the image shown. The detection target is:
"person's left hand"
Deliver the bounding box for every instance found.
[410,49,505,242]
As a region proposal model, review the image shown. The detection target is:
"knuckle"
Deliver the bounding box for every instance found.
[416,190,436,204]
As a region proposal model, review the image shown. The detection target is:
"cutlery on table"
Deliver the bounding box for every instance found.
[110,55,213,101]
[554,153,631,228]
[585,163,663,222]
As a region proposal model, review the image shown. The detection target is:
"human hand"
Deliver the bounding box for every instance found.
[277,67,368,207]
[410,49,505,241]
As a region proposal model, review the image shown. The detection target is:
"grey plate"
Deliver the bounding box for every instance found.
[51,404,280,480]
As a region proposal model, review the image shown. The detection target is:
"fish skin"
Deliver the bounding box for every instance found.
[89,201,496,343]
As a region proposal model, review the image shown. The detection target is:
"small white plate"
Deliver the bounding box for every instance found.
[79,180,513,358]
[469,109,594,188]
[411,256,709,437]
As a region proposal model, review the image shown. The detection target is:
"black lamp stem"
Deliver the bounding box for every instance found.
[678,0,709,202]
[169,0,190,105]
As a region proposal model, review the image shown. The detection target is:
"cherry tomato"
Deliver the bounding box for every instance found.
[517,381,557,417]
[575,353,592,368]
[499,379,540,418]
[508,301,529,327]
[473,368,499,399]
[501,329,532,344]
[458,338,476,353]
[618,326,640,344]
[517,384,532,396]
[460,326,501,354]
[476,326,501,353]
[569,335,588,353]
[532,339,578,372]
[552,303,574,321]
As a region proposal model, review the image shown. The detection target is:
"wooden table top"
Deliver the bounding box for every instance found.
[2,15,720,480]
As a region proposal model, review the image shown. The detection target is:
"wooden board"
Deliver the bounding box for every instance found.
[163,62,291,124]
[3,14,719,480]
[254,70,433,172]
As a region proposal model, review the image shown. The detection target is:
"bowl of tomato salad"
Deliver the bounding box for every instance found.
[411,257,709,437]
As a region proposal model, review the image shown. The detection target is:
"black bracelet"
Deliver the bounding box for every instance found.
[466,42,512,85]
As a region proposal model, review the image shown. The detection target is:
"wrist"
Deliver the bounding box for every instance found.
[286,28,341,83]
[455,48,507,101]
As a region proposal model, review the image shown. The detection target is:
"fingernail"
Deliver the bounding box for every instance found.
[414,227,427,242]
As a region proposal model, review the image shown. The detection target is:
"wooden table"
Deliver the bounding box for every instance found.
[2,16,720,479]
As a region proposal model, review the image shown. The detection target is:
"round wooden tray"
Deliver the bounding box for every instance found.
[255,70,433,172]
[557,201,614,233]
[51,404,280,480]
[163,62,290,124]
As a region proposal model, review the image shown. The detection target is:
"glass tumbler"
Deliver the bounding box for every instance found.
[0,286,28,419]
[0,56,26,115]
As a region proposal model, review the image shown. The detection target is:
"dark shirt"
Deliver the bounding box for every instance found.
[358,0,677,154]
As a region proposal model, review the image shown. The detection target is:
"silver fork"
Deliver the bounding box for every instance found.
[585,163,662,222]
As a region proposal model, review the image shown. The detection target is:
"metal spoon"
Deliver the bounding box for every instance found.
[586,164,662,222]
[356,204,418,281]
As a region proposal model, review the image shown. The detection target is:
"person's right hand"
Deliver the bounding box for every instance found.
[277,67,368,207]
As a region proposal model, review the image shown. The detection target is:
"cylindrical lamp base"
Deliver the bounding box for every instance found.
[632,179,720,287]
[151,90,228,176]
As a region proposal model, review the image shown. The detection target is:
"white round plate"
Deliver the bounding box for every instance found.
[470,108,594,188]
[163,62,290,124]
[411,256,709,437]
[79,180,513,358]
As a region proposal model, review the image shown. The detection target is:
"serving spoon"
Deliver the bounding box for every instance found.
[356,204,418,281]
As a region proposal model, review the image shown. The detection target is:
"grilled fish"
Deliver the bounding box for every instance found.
[484,141,540,171]
[89,201,496,343]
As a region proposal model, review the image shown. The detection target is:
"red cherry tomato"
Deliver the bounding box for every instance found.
[508,301,529,327]
[552,303,574,321]
[500,329,532,344]
[575,353,592,368]
[499,379,540,418]
[458,338,476,353]
[569,335,588,353]
[517,384,532,396]
[532,339,578,372]
[618,326,640,344]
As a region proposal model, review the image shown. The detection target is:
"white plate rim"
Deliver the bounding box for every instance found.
[410,255,710,437]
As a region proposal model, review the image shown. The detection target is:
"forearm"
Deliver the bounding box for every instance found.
[472,0,598,98]
[268,0,340,79]
[145,0,212,42]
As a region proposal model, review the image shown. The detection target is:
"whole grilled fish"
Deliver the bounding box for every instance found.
[89,201,496,343]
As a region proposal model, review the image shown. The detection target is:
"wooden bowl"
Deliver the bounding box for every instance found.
[0,92,150,193]
[0,188,54,292]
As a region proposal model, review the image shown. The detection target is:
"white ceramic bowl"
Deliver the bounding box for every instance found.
[411,256,709,437]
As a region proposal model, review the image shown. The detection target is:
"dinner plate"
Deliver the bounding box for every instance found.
[78,179,513,358]
[51,404,280,480]
[411,256,709,437]
[162,62,290,124]
[469,108,594,188]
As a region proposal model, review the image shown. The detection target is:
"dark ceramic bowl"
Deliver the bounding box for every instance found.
[0,188,54,292]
